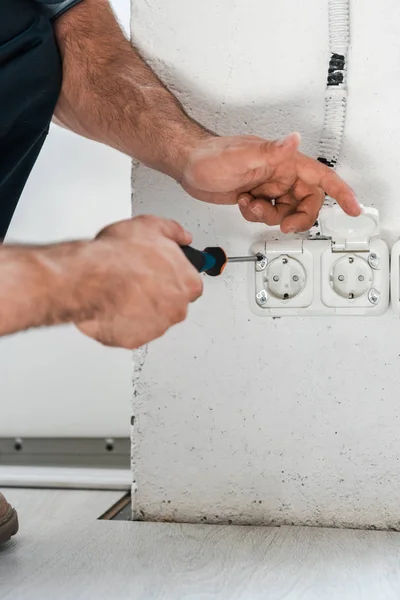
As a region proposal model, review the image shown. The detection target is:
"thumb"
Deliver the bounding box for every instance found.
[269,132,301,160]
[253,132,301,173]
[264,133,301,163]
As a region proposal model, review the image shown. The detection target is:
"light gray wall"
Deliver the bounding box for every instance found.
[0,1,132,437]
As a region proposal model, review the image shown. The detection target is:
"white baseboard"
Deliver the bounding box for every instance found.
[0,466,131,490]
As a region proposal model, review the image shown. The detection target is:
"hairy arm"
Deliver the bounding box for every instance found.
[0,216,201,348]
[53,0,211,181]
[53,0,360,231]
[0,242,91,336]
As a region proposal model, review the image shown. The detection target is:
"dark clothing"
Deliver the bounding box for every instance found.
[0,0,81,238]
[32,0,82,20]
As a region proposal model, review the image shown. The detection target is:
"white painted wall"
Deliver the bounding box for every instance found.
[0,1,132,437]
[131,0,400,528]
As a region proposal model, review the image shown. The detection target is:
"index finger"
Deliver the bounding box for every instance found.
[158,218,193,246]
[297,154,361,216]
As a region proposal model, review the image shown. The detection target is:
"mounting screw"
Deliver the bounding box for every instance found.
[105,438,115,452]
[292,275,299,282]
[338,275,345,282]
[282,258,288,264]
[368,253,380,269]
[368,288,380,305]
[255,255,267,272]
[358,275,365,282]
[14,438,23,452]
[349,257,354,264]
[273,275,280,282]
[256,290,267,305]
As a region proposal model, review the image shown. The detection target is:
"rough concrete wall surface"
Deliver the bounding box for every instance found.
[131,0,400,528]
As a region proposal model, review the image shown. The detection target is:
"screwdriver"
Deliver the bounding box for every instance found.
[180,245,262,276]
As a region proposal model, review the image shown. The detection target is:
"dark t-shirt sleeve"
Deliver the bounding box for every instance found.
[33,0,83,20]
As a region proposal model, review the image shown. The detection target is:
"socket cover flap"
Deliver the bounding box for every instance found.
[318,205,380,244]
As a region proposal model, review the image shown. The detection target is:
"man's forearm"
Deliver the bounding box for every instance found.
[53,0,212,181]
[0,243,91,336]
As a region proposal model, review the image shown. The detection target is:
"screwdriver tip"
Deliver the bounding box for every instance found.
[227,254,264,264]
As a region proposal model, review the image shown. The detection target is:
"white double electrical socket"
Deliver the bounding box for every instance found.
[250,205,394,317]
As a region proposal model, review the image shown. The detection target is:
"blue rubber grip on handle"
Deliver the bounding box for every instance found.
[180,246,217,273]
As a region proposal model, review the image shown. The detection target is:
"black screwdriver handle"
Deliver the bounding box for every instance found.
[180,245,227,276]
[180,246,209,273]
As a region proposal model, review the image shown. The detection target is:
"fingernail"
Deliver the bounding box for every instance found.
[276,133,292,146]
[277,132,301,147]
[352,194,362,213]
[239,197,249,209]
[251,206,263,219]
[285,226,297,233]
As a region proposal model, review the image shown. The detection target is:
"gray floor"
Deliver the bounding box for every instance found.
[2,489,400,599]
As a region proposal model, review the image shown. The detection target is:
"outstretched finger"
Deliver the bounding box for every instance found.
[297,154,360,216]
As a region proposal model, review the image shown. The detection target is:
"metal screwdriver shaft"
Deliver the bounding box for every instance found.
[227,255,262,263]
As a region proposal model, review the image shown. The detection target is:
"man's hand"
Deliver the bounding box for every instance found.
[54,1,358,232]
[0,216,202,348]
[76,216,202,348]
[182,133,361,233]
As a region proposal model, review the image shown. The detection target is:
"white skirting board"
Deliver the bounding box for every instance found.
[0,466,131,490]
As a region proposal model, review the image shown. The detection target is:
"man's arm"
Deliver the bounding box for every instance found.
[0,216,202,348]
[53,0,360,231]
[53,0,210,181]
[0,241,90,336]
